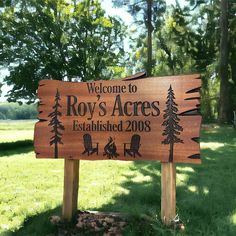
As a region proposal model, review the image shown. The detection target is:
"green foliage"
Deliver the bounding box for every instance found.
[0,102,37,120]
[122,0,236,122]
[0,0,125,103]
[1,0,235,122]
[113,0,166,75]
[113,0,166,28]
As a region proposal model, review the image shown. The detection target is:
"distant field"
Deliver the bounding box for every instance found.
[0,120,35,143]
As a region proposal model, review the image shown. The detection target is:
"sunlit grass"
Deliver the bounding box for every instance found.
[231,212,236,225]
[0,120,35,143]
[200,141,225,150]
[0,152,139,235]
[0,130,33,143]
[0,153,63,233]
[0,120,35,131]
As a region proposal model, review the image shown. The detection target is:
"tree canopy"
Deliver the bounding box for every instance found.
[0,0,236,123]
[0,0,125,103]
[116,0,236,123]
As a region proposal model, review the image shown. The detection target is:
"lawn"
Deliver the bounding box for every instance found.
[0,121,236,235]
[0,120,35,143]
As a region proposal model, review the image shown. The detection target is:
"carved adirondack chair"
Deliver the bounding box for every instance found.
[82,134,98,156]
[124,134,141,158]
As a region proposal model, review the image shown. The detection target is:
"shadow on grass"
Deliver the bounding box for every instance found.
[0,140,33,157]
[94,127,236,235]
[3,207,61,236]
[5,127,236,235]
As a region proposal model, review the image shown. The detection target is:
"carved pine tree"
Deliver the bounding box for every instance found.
[162,85,183,162]
[48,89,64,158]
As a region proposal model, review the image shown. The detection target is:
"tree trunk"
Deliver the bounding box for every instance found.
[169,142,173,162]
[55,142,58,158]
[147,0,153,76]
[219,0,230,123]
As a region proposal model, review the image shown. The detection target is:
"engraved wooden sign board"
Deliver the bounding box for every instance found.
[34,74,201,163]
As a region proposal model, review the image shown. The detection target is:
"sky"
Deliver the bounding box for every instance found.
[101,0,182,22]
[0,0,186,102]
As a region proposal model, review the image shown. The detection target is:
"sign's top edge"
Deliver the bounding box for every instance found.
[39,74,201,85]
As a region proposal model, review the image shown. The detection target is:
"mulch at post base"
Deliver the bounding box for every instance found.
[49,210,129,236]
[48,211,185,235]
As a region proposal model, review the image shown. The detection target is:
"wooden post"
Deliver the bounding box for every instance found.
[62,159,80,221]
[161,162,176,225]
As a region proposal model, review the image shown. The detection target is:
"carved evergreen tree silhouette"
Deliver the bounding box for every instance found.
[162,85,183,162]
[48,89,64,158]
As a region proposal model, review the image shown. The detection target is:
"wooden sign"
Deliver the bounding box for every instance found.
[34,74,201,163]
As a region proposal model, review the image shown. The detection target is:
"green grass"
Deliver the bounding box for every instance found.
[0,120,35,131]
[0,120,35,143]
[0,130,33,143]
[0,123,236,235]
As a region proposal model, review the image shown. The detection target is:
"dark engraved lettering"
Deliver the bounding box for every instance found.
[66,95,77,116]
[125,120,151,132]
[87,82,127,94]
[141,101,151,116]
[151,101,160,116]
[124,101,133,116]
[112,95,124,116]
[73,120,79,131]
[133,101,143,116]
[87,83,95,94]
[121,85,126,92]
[78,102,87,116]
[145,120,151,132]
[99,102,107,116]
[87,102,96,120]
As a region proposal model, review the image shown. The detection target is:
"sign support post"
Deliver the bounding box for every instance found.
[62,159,80,221]
[161,162,176,225]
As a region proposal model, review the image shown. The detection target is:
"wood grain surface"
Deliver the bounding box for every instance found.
[34,74,201,163]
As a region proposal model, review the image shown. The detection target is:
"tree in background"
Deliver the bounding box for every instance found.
[153,5,196,75]
[0,102,37,119]
[1,0,236,123]
[48,89,64,158]
[0,82,2,97]
[114,0,236,123]
[153,2,219,121]
[0,0,12,7]
[152,0,235,123]
[0,0,125,103]
[113,0,166,76]
[162,85,183,162]
[218,0,229,123]
[185,0,235,123]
